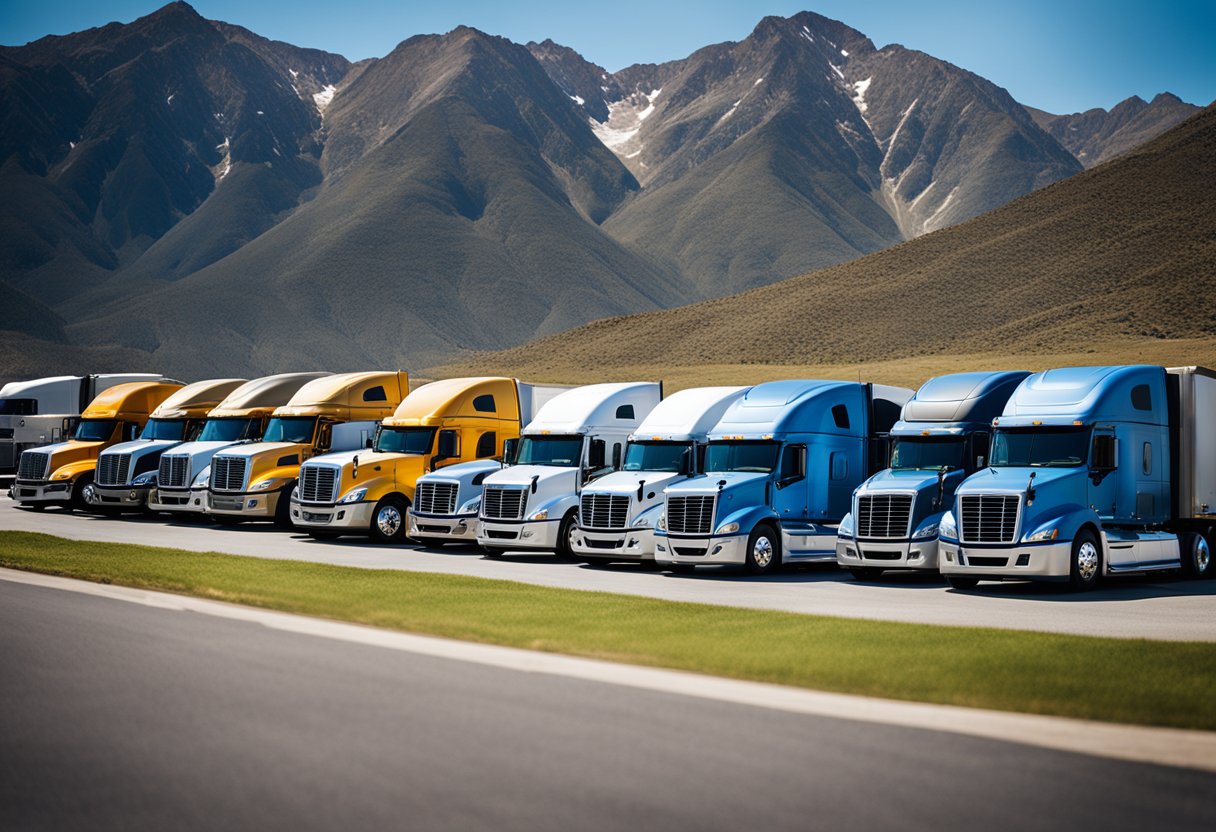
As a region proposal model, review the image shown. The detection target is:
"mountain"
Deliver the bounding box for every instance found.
[441,104,1216,380]
[1027,93,1200,167]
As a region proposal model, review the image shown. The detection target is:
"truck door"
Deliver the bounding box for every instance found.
[1088,428,1131,568]
[773,444,808,521]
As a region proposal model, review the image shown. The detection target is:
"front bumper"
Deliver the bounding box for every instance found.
[836,536,940,570]
[92,484,152,509]
[572,527,656,561]
[205,488,282,519]
[937,539,1073,580]
[11,480,73,504]
[477,519,562,550]
[408,511,480,544]
[147,487,207,513]
[654,533,748,565]
[290,499,374,531]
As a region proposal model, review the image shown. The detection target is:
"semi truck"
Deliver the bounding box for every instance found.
[293,377,567,543]
[90,378,247,511]
[655,380,913,574]
[148,373,329,515]
[835,371,1029,581]
[939,365,1216,590]
[204,372,409,527]
[11,380,185,510]
[0,374,168,475]
[475,383,663,558]
[570,386,748,564]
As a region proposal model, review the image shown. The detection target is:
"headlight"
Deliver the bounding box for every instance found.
[715,522,739,535]
[52,470,71,480]
[939,511,957,539]
[528,509,549,521]
[251,479,277,491]
[338,488,367,504]
[657,512,666,531]
[458,497,481,515]
[631,514,652,528]
[1024,526,1059,543]
[191,466,209,488]
[912,521,940,539]
[133,471,158,486]
[838,511,855,537]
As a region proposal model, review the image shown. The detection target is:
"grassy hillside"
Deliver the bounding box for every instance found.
[434,104,1216,389]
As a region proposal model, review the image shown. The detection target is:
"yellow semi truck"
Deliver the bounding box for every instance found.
[204,371,409,527]
[291,377,567,542]
[11,380,185,511]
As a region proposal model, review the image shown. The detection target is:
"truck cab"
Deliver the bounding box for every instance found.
[939,365,1216,590]
[0,373,167,475]
[205,371,408,527]
[11,381,185,510]
[91,379,247,511]
[655,380,912,574]
[292,378,566,543]
[476,383,663,558]
[148,373,329,515]
[836,371,1029,580]
[570,386,748,564]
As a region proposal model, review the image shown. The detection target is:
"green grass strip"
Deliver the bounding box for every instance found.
[2,530,1214,731]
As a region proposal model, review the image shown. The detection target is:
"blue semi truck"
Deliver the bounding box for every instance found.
[939,365,1216,590]
[654,380,912,574]
[835,371,1029,581]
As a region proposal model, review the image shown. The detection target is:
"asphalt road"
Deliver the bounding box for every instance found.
[2,579,1213,832]
[5,498,1215,641]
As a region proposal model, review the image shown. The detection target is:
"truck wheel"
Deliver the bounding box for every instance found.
[946,576,979,590]
[1069,529,1102,591]
[848,567,883,582]
[744,524,780,575]
[273,486,294,529]
[370,496,407,544]
[1180,531,1212,579]
[70,475,95,512]
[556,511,578,560]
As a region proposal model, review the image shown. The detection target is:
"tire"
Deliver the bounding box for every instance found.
[70,474,95,512]
[1069,529,1102,591]
[848,567,883,582]
[273,486,294,529]
[744,524,781,575]
[481,546,505,559]
[556,511,578,560]
[1180,530,1213,579]
[369,496,407,544]
[946,576,979,590]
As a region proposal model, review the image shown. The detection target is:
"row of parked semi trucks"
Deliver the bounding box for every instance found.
[4,364,1215,590]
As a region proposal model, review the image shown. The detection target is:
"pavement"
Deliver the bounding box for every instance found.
[5,496,1215,641]
[2,576,1214,832]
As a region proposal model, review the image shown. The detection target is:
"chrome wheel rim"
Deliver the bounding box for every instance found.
[82,484,98,505]
[377,505,402,538]
[1076,541,1099,581]
[753,536,774,569]
[1196,537,1211,573]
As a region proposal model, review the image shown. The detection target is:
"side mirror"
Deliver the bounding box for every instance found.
[1092,434,1118,471]
[502,438,519,466]
[317,423,332,450]
[680,447,694,476]
[589,439,606,470]
[436,430,459,460]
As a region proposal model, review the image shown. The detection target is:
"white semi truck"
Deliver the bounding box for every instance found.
[475,383,663,558]
[0,374,168,476]
[570,386,748,564]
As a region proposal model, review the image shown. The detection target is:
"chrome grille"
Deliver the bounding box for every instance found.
[416,481,458,515]
[959,495,1020,543]
[666,495,715,535]
[17,451,49,481]
[857,494,914,539]
[581,493,630,529]
[158,455,189,488]
[298,464,339,503]
[96,453,132,487]
[211,456,247,492]
[482,486,526,520]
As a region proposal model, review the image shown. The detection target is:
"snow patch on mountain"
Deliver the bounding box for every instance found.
[590,88,661,157]
[313,85,337,114]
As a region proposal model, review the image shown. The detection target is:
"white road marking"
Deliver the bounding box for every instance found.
[3,566,1214,773]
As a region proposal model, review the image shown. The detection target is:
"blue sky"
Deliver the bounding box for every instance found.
[4,1,1214,113]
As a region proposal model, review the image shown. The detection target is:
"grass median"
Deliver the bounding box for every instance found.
[2,530,1214,731]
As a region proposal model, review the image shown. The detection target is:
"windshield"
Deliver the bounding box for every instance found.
[992,427,1090,468]
[140,418,188,441]
[704,441,779,474]
[516,435,583,467]
[72,420,116,441]
[376,427,435,454]
[890,436,967,470]
[0,398,36,415]
[198,417,262,443]
[623,441,691,473]
[263,417,318,444]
